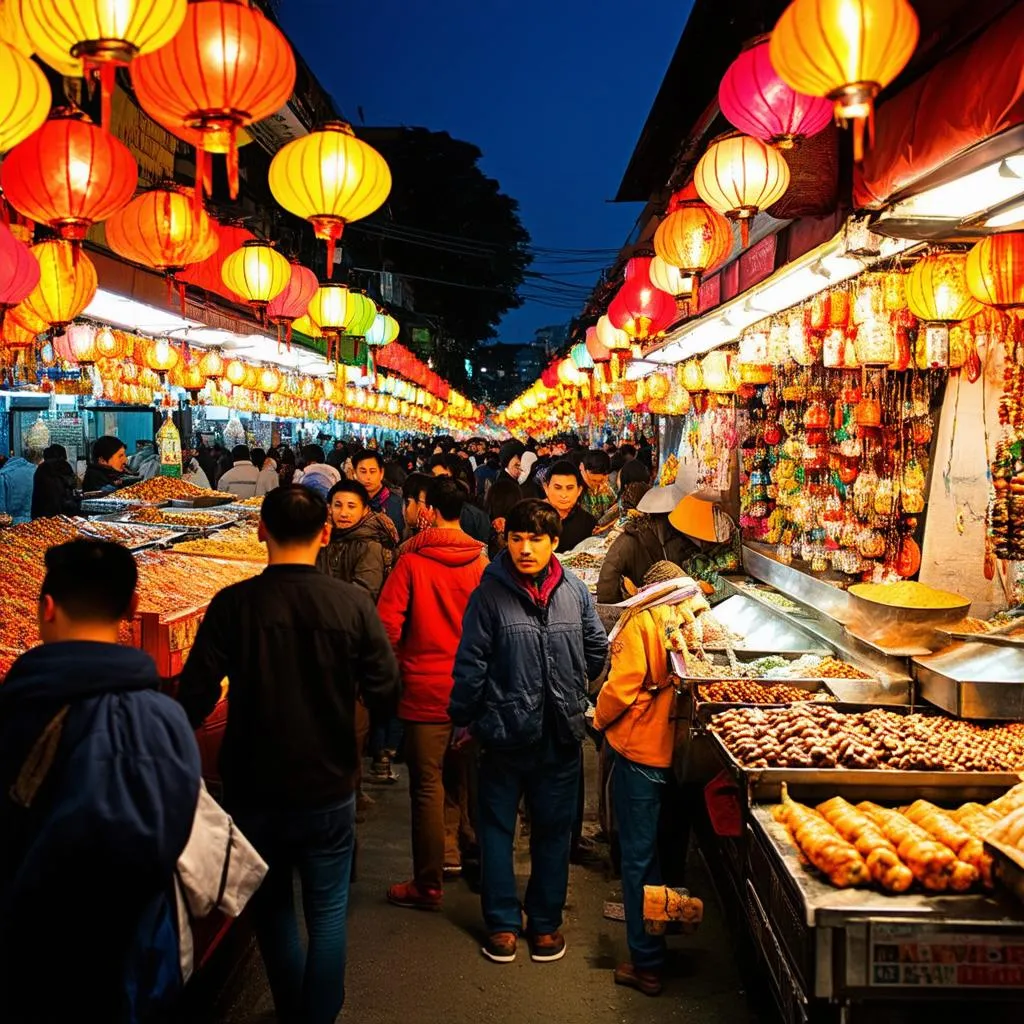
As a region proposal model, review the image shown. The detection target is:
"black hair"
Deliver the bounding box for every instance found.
[545,460,584,487]
[92,435,125,463]
[41,540,137,622]
[402,471,432,503]
[426,476,467,522]
[327,479,371,506]
[485,474,522,520]
[484,453,500,470]
[300,444,325,465]
[505,498,562,540]
[383,460,407,489]
[428,454,451,473]
[353,448,384,470]
[619,458,651,486]
[260,484,327,544]
[581,449,611,475]
[232,444,251,462]
[251,447,266,470]
[498,440,524,469]
[278,447,296,466]
[43,444,67,461]
[619,444,637,459]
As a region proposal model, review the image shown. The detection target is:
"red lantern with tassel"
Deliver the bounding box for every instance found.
[0,223,40,328]
[267,260,319,349]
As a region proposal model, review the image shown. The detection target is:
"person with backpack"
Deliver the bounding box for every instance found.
[0,540,201,1023]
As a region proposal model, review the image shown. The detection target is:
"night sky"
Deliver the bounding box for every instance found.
[277,0,695,344]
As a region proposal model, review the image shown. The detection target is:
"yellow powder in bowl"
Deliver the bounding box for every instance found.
[849,581,969,609]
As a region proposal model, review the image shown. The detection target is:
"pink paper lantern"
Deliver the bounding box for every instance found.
[267,260,319,346]
[719,35,833,149]
[0,223,40,314]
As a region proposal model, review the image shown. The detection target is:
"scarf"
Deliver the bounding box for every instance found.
[369,484,393,513]
[511,556,564,609]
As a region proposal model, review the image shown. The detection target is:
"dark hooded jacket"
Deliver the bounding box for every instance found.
[377,527,488,722]
[31,455,80,520]
[449,551,608,749]
[595,513,698,604]
[0,642,200,1023]
[315,511,399,600]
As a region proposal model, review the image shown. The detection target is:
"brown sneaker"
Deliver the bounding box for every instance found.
[528,930,567,962]
[481,931,518,963]
[613,961,663,996]
[386,880,442,911]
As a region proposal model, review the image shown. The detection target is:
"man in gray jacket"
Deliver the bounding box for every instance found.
[217,445,262,499]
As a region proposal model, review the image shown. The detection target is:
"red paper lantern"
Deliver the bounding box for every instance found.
[585,324,610,362]
[718,35,832,149]
[1,108,137,241]
[608,257,677,342]
[0,223,40,324]
[178,220,255,300]
[131,0,296,202]
[266,260,319,346]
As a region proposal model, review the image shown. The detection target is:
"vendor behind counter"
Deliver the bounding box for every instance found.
[81,435,139,493]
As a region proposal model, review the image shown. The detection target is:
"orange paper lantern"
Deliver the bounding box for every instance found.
[966,232,1024,310]
[653,187,733,285]
[19,240,98,334]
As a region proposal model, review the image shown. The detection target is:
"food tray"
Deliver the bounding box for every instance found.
[99,510,240,535]
[914,643,1024,720]
[988,840,1024,906]
[80,498,161,516]
[707,725,1022,805]
[77,522,187,552]
[693,678,837,724]
[171,547,266,563]
[167,496,235,509]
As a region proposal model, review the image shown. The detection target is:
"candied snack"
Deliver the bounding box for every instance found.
[173,527,266,561]
[115,477,234,503]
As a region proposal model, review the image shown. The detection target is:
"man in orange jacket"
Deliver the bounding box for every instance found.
[378,476,488,911]
[594,561,708,996]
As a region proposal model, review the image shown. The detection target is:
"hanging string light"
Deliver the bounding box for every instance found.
[269,121,392,277]
[131,0,296,205]
[19,0,188,126]
[1,108,138,242]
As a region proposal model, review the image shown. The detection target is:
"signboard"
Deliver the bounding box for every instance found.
[739,235,777,292]
[698,274,721,314]
[869,923,1024,988]
[722,260,740,302]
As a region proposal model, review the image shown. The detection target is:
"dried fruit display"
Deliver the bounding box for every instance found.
[134,552,262,615]
[77,519,180,547]
[126,507,235,529]
[816,657,873,680]
[115,477,234,503]
[698,680,826,704]
[233,495,265,508]
[712,705,1024,772]
[173,527,266,562]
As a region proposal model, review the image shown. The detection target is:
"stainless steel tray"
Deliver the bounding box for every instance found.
[914,643,1024,720]
[707,726,1022,804]
[76,521,187,552]
[96,510,240,535]
[167,496,235,509]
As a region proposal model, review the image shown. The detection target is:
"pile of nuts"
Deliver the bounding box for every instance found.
[816,657,873,680]
[699,681,824,704]
[712,705,1024,772]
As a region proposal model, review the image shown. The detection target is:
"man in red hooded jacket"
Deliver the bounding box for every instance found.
[379,476,488,911]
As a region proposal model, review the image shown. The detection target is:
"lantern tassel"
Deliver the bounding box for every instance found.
[325,236,336,279]
[740,220,750,248]
[193,150,206,216]
[285,321,292,352]
[99,63,114,130]
[227,130,240,200]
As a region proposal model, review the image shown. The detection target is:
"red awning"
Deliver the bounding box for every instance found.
[853,3,1024,209]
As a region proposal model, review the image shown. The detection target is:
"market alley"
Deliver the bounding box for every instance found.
[180,750,761,1024]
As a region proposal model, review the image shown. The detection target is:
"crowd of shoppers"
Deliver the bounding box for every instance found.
[0,425,699,1022]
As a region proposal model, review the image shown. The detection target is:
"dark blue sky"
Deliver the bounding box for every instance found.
[278,0,694,344]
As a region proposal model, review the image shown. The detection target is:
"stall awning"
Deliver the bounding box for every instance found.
[854,4,1024,209]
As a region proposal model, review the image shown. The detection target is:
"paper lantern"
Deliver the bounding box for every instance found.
[64,323,99,365]
[105,186,219,284]
[653,187,733,285]
[267,260,319,343]
[557,358,582,387]
[719,35,832,149]
[0,223,40,322]
[570,342,594,371]
[646,372,670,401]
[179,221,255,300]
[906,253,982,324]
[221,240,291,312]
[365,310,400,348]
[225,359,248,386]
[1,317,38,353]
[291,314,323,339]
[682,358,705,392]
[0,39,51,153]
[695,134,790,246]
[199,349,225,380]
[308,283,350,335]
[649,255,695,306]
[131,0,295,200]
[20,0,188,125]
[608,257,677,342]
[966,233,1024,310]
[144,338,180,375]
[1,108,138,241]
[258,365,281,396]
[343,291,378,337]
[19,241,97,334]
[94,327,127,361]
[770,0,919,161]
[269,121,392,276]
[702,350,738,394]
[585,324,610,363]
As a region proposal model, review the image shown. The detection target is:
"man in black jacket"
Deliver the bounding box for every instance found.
[31,444,80,519]
[542,461,596,553]
[178,485,400,1024]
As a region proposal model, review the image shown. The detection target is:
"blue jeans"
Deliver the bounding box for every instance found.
[610,747,669,970]
[234,795,356,1024]
[477,736,581,935]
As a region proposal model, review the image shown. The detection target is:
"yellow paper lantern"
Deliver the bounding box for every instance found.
[144,338,179,374]
[771,0,919,161]
[0,39,51,153]
[20,241,98,334]
[906,253,982,324]
[221,240,291,311]
[225,359,247,386]
[308,283,350,334]
[702,350,738,394]
[268,121,391,276]
[682,358,705,392]
[258,365,281,395]
[292,314,323,339]
[199,349,225,380]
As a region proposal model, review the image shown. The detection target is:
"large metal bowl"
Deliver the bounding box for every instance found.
[845,587,971,650]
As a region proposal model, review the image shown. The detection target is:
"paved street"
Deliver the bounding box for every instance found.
[181,750,761,1024]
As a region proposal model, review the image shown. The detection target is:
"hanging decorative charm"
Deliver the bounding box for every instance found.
[770,0,919,162]
[220,240,292,316]
[19,240,98,335]
[694,133,790,246]
[19,0,188,126]
[131,0,295,204]
[269,121,392,277]
[0,223,40,329]
[1,108,138,241]
[0,38,51,153]
[266,260,319,348]
[719,35,833,149]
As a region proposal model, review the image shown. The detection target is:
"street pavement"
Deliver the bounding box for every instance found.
[177,748,762,1024]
